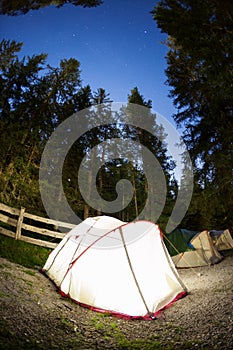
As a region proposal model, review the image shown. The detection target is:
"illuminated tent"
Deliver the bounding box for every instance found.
[210,229,233,251]
[42,216,187,319]
[164,229,223,268]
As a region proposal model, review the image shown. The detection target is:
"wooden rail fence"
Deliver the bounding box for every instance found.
[0,203,76,249]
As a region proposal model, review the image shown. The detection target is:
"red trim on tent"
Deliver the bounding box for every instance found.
[58,289,187,320]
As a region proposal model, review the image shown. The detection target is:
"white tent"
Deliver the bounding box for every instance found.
[42,216,187,319]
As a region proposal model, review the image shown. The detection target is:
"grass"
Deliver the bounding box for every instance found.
[86,314,203,349]
[23,269,36,276]
[88,314,173,349]
[0,234,51,268]
[115,337,169,349]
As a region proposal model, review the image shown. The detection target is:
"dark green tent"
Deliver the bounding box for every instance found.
[164,229,199,256]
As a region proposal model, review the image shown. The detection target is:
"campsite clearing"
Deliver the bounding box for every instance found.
[0,251,232,349]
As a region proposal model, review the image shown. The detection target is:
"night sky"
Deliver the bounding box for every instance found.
[0,0,175,121]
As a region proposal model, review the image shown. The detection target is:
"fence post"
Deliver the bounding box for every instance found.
[15,207,25,240]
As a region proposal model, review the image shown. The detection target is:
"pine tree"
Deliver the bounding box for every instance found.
[152,0,233,230]
[119,87,175,224]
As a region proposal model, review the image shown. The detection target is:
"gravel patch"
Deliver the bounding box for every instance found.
[0,251,232,349]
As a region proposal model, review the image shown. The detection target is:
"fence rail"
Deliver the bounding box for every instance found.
[0,203,76,249]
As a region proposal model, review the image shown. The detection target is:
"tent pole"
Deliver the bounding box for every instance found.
[119,227,155,319]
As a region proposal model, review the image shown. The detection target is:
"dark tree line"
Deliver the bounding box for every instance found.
[0,39,176,228]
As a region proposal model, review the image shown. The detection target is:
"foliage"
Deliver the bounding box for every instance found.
[0,0,103,16]
[0,39,82,214]
[152,0,233,230]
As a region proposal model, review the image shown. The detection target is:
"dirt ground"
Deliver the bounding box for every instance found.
[0,251,233,350]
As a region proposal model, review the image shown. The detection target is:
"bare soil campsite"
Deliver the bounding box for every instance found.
[0,251,232,350]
